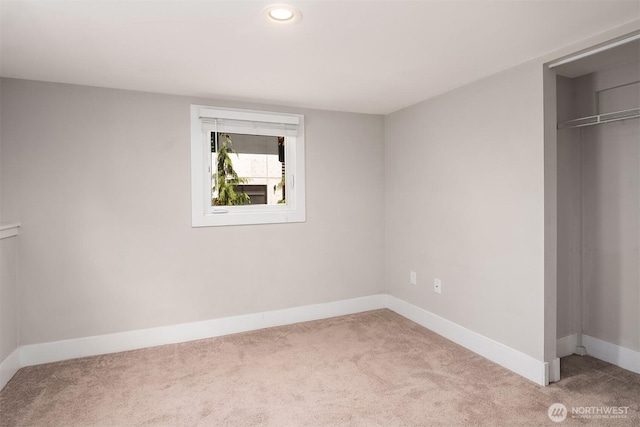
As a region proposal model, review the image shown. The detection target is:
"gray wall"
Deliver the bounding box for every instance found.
[556,76,583,340]
[581,120,639,352]
[384,61,546,360]
[0,75,20,362]
[556,62,640,352]
[0,236,18,362]
[0,78,385,345]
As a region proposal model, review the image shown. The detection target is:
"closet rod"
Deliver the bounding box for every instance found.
[557,108,640,129]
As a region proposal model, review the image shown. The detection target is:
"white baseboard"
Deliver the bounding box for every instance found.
[11,294,552,389]
[548,357,561,383]
[0,348,20,390]
[10,296,640,388]
[582,334,640,374]
[20,294,389,367]
[385,296,548,385]
[556,333,578,357]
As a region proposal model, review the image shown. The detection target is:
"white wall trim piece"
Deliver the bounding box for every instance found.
[20,294,388,367]
[583,334,640,374]
[0,222,21,240]
[385,296,548,385]
[548,357,561,383]
[556,333,578,358]
[0,348,21,390]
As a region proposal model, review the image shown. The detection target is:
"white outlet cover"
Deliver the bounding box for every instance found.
[410,271,417,285]
[434,278,442,294]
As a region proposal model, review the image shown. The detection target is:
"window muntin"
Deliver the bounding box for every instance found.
[190,105,305,227]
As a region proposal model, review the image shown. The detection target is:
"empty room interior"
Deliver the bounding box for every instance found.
[0,1,639,425]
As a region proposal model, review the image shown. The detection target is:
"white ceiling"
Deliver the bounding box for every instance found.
[1,1,639,114]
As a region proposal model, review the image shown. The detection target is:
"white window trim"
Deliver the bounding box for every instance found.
[190,105,306,227]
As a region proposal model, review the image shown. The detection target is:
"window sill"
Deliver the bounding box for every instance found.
[192,208,305,227]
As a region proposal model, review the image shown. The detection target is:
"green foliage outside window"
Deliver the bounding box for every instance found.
[213,133,250,206]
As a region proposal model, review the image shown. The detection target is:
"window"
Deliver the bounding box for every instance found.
[190,105,305,227]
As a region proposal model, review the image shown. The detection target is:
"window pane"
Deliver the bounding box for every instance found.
[211,132,285,206]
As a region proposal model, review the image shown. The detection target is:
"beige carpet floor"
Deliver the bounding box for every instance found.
[1,309,638,426]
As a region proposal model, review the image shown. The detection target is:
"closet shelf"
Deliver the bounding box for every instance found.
[558,108,640,129]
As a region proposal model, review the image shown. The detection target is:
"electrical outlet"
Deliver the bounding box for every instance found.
[434,278,442,294]
[409,271,417,285]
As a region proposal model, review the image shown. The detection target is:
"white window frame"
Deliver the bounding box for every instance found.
[190,105,306,227]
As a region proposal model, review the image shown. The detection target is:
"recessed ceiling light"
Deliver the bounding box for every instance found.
[263,5,301,23]
[270,8,293,21]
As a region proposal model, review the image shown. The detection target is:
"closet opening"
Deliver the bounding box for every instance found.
[552,32,639,380]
